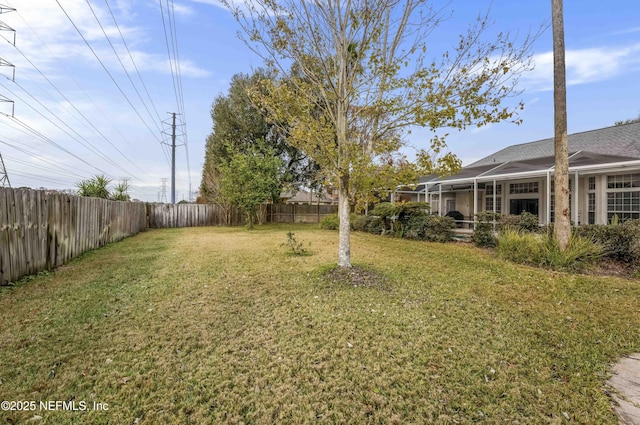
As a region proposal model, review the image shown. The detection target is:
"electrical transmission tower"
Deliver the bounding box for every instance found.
[0,4,15,187]
[159,178,168,203]
[0,153,9,187]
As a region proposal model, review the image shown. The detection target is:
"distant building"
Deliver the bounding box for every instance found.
[279,189,337,205]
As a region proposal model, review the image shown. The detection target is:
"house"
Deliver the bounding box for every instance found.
[397,122,640,226]
[279,188,337,205]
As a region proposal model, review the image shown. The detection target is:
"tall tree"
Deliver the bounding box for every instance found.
[225,0,539,267]
[200,70,319,213]
[552,0,570,250]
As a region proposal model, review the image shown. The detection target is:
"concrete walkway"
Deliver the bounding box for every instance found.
[607,353,640,424]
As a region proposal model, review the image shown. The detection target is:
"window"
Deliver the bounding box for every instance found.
[510,199,538,216]
[606,174,640,222]
[485,184,502,195]
[485,196,502,213]
[588,176,596,191]
[588,193,596,224]
[510,182,538,194]
[607,174,640,189]
[607,192,640,221]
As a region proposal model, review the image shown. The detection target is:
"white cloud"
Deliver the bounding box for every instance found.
[523,42,640,92]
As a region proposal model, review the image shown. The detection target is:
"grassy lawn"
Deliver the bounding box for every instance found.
[1,225,640,424]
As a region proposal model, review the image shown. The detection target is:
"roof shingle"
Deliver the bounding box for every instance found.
[468,121,640,167]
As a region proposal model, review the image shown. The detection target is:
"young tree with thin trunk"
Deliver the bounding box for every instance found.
[552,0,570,250]
[224,0,540,267]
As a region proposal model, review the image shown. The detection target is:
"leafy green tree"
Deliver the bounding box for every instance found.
[217,143,284,229]
[200,70,319,211]
[615,114,640,126]
[225,0,540,267]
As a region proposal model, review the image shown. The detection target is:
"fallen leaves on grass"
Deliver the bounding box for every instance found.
[322,265,390,291]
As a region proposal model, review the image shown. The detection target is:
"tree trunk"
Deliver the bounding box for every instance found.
[338,174,351,268]
[552,0,570,250]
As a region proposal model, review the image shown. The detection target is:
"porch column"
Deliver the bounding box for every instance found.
[573,171,579,225]
[546,171,552,225]
[439,184,442,216]
[493,179,497,232]
[425,183,430,211]
[473,179,478,229]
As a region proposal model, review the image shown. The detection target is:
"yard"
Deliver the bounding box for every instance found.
[1,225,639,424]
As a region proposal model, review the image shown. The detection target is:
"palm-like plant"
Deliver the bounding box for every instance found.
[76,175,113,199]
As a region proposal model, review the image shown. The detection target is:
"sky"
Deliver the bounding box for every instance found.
[0,0,638,202]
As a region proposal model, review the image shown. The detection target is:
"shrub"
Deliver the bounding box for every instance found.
[473,211,500,248]
[320,213,361,231]
[517,211,540,232]
[574,220,640,264]
[320,214,340,230]
[281,232,310,256]
[498,212,540,233]
[365,216,384,235]
[369,202,429,235]
[497,229,602,272]
[403,215,455,243]
[353,215,369,232]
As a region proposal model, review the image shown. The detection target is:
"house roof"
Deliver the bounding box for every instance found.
[280,189,334,204]
[469,121,640,167]
[402,122,640,193]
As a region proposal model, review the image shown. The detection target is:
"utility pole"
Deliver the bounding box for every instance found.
[162,112,181,204]
[171,112,176,204]
[0,4,15,187]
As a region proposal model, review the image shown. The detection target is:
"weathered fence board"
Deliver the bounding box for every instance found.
[266,203,338,224]
[0,188,147,285]
[146,203,246,228]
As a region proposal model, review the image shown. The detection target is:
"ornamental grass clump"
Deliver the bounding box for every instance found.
[497,229,602,271]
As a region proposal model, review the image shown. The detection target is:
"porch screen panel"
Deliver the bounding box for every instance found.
[485,184,502,213]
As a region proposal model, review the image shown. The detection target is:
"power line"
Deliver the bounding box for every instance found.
[0,137,90,177]
[0,78,136,177]
[2,2,158,167]
[54,0,165,149]
[0,37,152,178]
[84,0,163,136]
[1,113,109,175]
[0,2,14,187]
[103,0,164,125]
[162,0,192,200]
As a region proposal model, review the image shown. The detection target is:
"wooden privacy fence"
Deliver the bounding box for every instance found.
[266,203,338,223]
[146,203,245,228]
[1,187,338,284]
[0,187,147,285]
[147,203,338,228]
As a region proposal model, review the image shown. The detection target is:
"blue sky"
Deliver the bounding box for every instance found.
[0,0,638,201]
